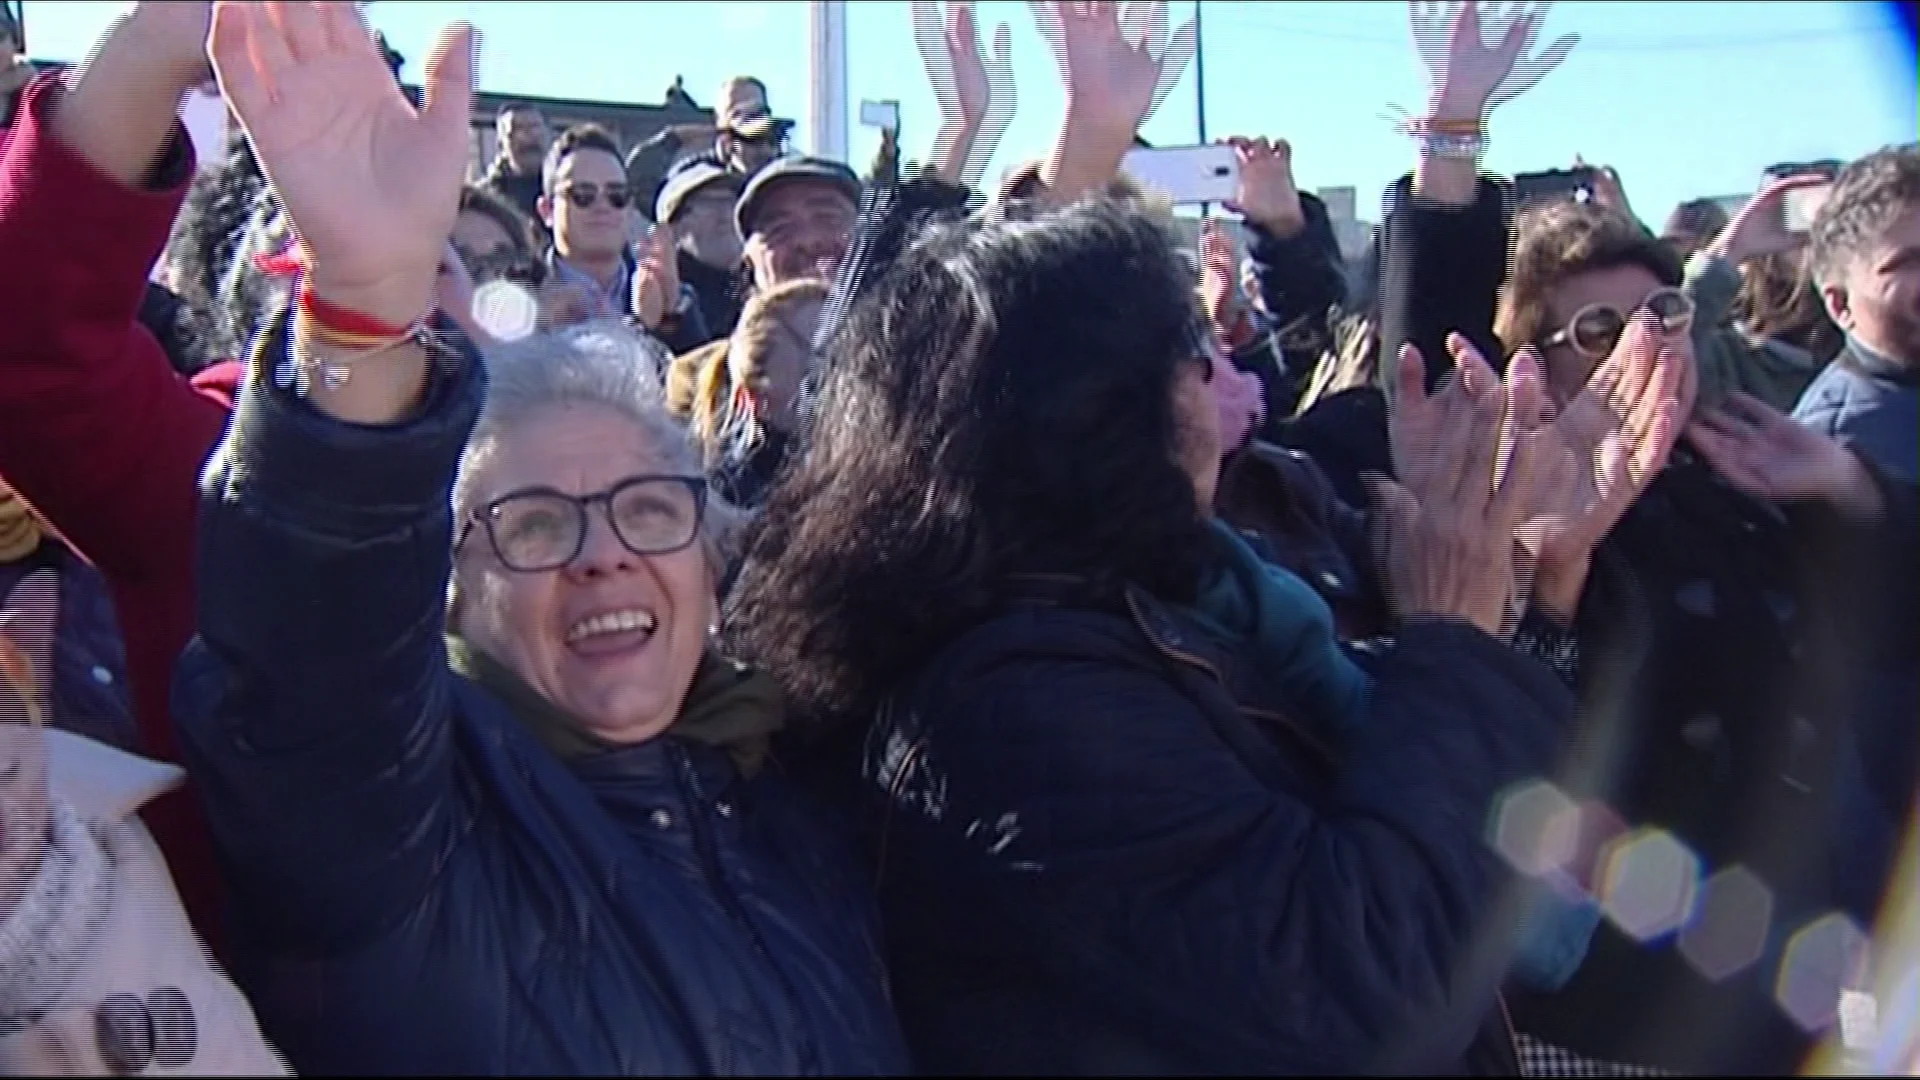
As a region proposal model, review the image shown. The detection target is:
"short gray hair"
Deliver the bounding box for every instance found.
[1810,144,1920,286]
[452,319,745,584]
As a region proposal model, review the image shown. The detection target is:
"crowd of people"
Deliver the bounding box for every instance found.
[0,0,1915,1075]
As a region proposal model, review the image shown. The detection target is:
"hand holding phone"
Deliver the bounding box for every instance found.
[1512,167,1598,207]
[1122,143,1240,206]
[1708,173,1831,266]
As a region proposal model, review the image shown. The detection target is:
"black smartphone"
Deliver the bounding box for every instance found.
[1513,167,1599,207]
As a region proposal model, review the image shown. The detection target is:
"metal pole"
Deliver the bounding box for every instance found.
[1193,0,1207,145]
[807,0,850,163]
[1194,0,1210,217]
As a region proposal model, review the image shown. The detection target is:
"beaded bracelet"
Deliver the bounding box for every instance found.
[1384,107,1490,162]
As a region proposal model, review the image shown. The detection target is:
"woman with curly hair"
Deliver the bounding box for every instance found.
[725,188,1603,1074]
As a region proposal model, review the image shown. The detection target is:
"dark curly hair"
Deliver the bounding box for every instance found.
[159,131,288,362]
[725,195,1211,724]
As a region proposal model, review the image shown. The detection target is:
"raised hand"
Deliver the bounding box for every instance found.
[914,2,1016,188]
[630,222,684,332]
[209,0,475,329]
[1521,315,1690,564]
[1411,1,1579,120]
[1197,219,1241,333]
[1225,136,1305,239]
[1377,337,1542,639]
[1030,1,1196,136]
[1706,174,1831,266]
[1687,393,1885,521]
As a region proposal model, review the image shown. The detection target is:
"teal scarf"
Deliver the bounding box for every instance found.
[1181,520,1371,742]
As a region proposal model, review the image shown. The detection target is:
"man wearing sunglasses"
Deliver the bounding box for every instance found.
[537,124,640,325]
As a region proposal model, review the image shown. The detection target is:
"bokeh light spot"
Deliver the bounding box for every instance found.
[473,279,539,342]
[1491,779,1582,877]
[1774,912,1869,1034]
[1677,865,1774,983]
[1595,827,1701,942]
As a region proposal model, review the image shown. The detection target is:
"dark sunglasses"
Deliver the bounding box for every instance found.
[558,183,633,211]
[462,248,545,288]
[1541,286,1695,360]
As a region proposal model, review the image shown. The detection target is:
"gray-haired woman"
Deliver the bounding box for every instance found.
[170,6,905,1073]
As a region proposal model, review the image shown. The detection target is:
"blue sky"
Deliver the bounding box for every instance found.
[23,1,1918,228]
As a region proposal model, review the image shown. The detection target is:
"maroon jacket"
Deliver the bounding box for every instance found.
[0,73,242,947]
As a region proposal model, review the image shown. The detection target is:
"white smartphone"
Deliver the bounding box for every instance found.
[1122,144,1240,205]
[1783,182,1834,235]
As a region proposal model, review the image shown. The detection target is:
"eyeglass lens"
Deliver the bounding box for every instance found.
[485,479,700,571]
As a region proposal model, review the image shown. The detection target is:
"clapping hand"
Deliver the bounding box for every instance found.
[630,222,684,332]
[1375,337,1545,640]
[1521,314,1691,567]
[1411,1,1579,121]
[210,0,475,331]
[1687,394,1885,522]
[913,1,1016,187]
[1516,313,1693,617]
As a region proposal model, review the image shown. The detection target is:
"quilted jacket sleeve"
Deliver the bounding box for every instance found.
[897,617,1572,1073]
[172,315,483,951]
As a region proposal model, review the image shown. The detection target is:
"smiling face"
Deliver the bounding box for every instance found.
[540,147,630,264]
[743,179,856,288]
[453,402,715,746]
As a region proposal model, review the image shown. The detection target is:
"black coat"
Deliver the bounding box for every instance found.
[1285,173,1920,1074]
[864,579,1574,1075]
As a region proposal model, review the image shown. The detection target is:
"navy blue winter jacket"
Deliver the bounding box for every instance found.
[172,328,908,1075]
[1793,339,1919,484]
[863,580,1575,1075]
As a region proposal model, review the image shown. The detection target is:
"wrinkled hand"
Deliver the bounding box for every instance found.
[1687,393,1883,520]
[1197,219,1241,332]
[0,571,56,923]
[1030,1,1195,134]
[209,1,475,328]
[1519,313,1692,573]
[1707,174,1829,266]
[1377,337,1543,639]
[1225,136,1305,238]
[1412,1,1579,120]
[630,223,683,331]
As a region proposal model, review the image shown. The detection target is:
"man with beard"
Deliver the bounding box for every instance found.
[1796,144,1920,484]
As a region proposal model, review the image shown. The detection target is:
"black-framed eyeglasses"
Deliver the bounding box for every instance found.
[558,183,633,211]
[456,475,707,573]
[1541,286,1695,360]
